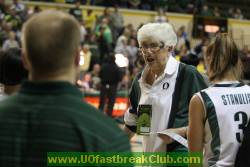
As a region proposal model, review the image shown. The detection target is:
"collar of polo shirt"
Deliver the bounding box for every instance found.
[139,55,178,84]
[164,55,178,76]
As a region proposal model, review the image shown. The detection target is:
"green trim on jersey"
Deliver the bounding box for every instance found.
[200,91,221,166]
[213,83,244,87]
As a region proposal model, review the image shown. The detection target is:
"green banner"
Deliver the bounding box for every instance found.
[47,152,202,166]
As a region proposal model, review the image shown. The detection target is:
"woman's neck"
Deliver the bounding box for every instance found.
[150,65,165,76]
[150,57,168,76]
[145,63,166,85]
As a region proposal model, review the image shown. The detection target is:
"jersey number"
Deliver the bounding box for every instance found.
[234,111,248,143]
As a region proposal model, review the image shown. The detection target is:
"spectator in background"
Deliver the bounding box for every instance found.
[11,0,26,21]
[33,5,41,13]
[115,28,130,50]
[77,72,93,92]
[130,64,141,81]
[195,0,205,14]
[175,26,189,55]
[140,0,151,10]
[84,9,96,32]
[86,33,101,70]
[2,31,19,51]
[90,63,101,90]
[227,8,234,18]
[91,63,101,76]
[118,69,131,91]
[65,0,76,4]
[110,5,124,41]
[0,22,12,47]
[79,44,92,74]
[0,10,131,166]
[186,0,195,14]
[180,38,209,68]
[174,0,188,13]
[96,26,109,64]
[200,4,213,17]
[27,5,42,19]
[11,0,25,13]
[125,23,137,40]
[0,0,6,18]
[130,28,138,41]
[233,8,244,20]
[240,45,250,58]
[91,64,101,90]
[0,48,27,101]
[213,7,221,17]
[79,19,87,43]
[128,0,141,9]
[4,7,22,32]
[118,0,128,8]
[126,38,138,66]
[154,8,168,23]
[115,27,130,56]
[153,0,169,12]
[99,54,123,117]
[96,19,113,64]
[96,7,112,26]
[134,51,145,72]
[69,0,82,21]
[96,17,113,45]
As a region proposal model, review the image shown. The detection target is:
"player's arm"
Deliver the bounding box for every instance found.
[188,94,205,167]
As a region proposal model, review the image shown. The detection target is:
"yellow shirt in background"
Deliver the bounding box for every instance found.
[84,12,96,30]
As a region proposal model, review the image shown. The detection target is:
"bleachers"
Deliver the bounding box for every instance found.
[21,1,250,49]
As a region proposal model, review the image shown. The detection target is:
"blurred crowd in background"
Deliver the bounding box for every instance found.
[0,0,250,97]
[28,0,250,20]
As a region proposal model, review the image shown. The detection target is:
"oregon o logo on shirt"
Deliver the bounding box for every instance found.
[163,82,170,90]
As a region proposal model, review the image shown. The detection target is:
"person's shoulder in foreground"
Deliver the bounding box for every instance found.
[0,86,130,166]
[0,80,130,152]
[0,10,130,166]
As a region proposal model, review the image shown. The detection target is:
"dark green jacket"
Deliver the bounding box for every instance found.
[0,81,130,166]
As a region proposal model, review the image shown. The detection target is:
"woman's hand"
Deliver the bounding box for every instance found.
[158,127,187,144]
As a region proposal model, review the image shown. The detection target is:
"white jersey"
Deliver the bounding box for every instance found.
[197,82,250,167]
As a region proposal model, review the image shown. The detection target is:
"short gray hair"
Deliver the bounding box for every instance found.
[137,22,177,47]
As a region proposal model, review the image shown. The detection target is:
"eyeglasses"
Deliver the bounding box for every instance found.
[139,42,165,53]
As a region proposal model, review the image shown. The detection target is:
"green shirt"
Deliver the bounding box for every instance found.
[0,81,130,166]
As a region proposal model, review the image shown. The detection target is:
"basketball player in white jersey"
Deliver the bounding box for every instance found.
[188,33,250,167]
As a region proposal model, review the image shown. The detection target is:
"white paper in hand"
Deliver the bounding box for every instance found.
[157,129,188,148]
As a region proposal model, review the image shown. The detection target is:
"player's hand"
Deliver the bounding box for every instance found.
[158,127,187,144]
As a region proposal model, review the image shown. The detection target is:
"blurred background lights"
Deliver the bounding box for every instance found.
[79,51,85,66]
[115,53,129,68]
